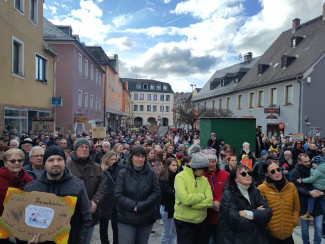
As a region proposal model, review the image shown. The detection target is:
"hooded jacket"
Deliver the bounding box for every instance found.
[218,184,272,244]
[302,163,325,190]
[114,162,160,226]
[0,168,33,216]
[174,166,213,224]
[66,152,106,226]
[23,168,92,244]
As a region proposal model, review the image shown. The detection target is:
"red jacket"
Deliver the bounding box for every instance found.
[0,167,33,216]
[204,169,228,224]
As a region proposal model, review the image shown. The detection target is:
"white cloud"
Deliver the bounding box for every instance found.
[98,0,103,2]
[49,0,111,44]
[164,0,172,3]
[49,6,57,14]
[112,14,133,28]
[43,3,47,9]
[172,0,243,20]
[233,0,324,56]
[106,37,134,50]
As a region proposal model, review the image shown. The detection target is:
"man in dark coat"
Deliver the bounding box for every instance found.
[67,139,106,244]
[290,153,324,244]
[24,146,92,243]
[207,133,220,154]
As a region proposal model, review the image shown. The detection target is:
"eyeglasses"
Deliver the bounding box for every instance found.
[32,154,44,158]
[269,167,281,174]
[7,159,24,164]
[239,171,252,177]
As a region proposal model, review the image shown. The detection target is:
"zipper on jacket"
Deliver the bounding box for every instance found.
[280,194,284,239]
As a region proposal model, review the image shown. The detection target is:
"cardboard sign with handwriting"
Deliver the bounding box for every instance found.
[0,188,77,244]
[92,127,106,138]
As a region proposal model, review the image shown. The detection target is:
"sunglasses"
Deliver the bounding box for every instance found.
[8,159,24,164]
[240,171,252,177]
[270,167,281,174]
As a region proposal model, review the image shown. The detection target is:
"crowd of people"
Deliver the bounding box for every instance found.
[0,127,325,244]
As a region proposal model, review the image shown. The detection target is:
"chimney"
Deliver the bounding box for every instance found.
[244,52,253,62]
[292,18,300,33]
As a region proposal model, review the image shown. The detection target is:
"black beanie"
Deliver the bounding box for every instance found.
[43,146,66,165]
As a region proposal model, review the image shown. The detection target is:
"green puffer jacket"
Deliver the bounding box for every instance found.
[174,166,213,224]
[302,163,325,190]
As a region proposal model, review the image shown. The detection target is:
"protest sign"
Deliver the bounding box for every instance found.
[0,188,77,244]
[92,127,106,138]
[148,125,158,133]
[241,159,253,170]
[290,133,304,141]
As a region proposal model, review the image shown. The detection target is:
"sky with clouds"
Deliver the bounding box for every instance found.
[44,0,324,92]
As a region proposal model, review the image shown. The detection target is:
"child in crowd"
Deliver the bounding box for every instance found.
[297,156,325,220]
[281,163,290,180]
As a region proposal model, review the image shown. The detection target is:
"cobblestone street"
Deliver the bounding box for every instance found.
[90,221,320,244]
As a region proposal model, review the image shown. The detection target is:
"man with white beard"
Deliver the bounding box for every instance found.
[280,150,294,171]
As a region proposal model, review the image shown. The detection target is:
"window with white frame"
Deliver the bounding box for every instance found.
[150,84,155,90]
[140,94,144,100]
[12,37,24,76]
[140,105,144,111]
[78,90,82,107]
[156,84,161,90]
[90,95,94,109]
[163,85,167,91]
[85,59,88,78]
[270,88,277,106]
[95,69,98,84]
[166,95,170,101]
[136,83,141,89]
[14,0,24,13]
[237,94,242,109]
[147,105,151,111]
[160,105,164,112]
[84,93,88,108]
[153,105,157,112]
[248,92,255,108]
[153,94,157,101]
[257,90,264,107]
[166,106,170,112]
[285,85,293,105]
[30,0,38,24]
[143,83,148,90]
[147,94,151,100]
[95,97,98,110]
[134,93,138,100]
[134,105,138,111]
[160,94,164,101]
[98,98,101,111]
[35,54,48,82]
[90,64,93,80]
[78,54,82,74]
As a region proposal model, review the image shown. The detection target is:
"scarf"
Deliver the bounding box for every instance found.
[244,149,250,154]
[295,146,305,153]
[266,176,286,192]
[206,168,216,178]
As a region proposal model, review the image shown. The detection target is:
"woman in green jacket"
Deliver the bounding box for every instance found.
[174,144,213,244]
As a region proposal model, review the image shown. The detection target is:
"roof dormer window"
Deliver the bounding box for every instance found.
[150,84,155,90]
[136,83,141,89]
[257,63,270,75]
[210,78,220,90]
[234,76,239,83]
[156,84,161,90]
[143,83,148,90]
[220,78,225,87]
[281,55,296,69]
[163,85,167,91]
[291,36,304,48]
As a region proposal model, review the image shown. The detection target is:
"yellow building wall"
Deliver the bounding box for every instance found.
[0,0,55,110]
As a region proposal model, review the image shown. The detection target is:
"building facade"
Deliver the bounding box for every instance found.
[43,19,104,135]
[0,0,57,135]
[122,80,131,127]
[194,4,325,138]
[122,79,174,127]
[86,47,123,132]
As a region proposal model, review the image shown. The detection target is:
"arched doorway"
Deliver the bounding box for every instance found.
[134,117,143,126]
[147,117,157,125]
[162,118,169,126]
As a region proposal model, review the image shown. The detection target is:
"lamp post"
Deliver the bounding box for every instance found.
[190,84,196,92]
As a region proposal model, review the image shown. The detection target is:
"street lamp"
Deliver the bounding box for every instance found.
[190,84,196,92]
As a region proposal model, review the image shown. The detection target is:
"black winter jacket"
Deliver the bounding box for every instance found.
[23,168,92,244]
[100,162,125,219]
[218,184,272,244]
[159,171,176,218]
[115,163,160,226]
[290,163,323,216]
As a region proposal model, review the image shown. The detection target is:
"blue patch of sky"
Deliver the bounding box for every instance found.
[242,0,262,17]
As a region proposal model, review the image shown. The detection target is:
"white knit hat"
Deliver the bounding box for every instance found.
[188,144,210,169]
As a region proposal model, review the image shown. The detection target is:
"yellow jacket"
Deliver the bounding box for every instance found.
[258,180,300,240]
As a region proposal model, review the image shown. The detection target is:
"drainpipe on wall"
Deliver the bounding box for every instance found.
[103,68,106,129]
[297,74,303,133]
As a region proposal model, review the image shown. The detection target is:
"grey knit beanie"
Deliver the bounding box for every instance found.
[188,144,210,169]
[74,138,91,151]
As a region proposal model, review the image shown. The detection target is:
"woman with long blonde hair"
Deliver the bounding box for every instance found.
[99,150,123,244]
